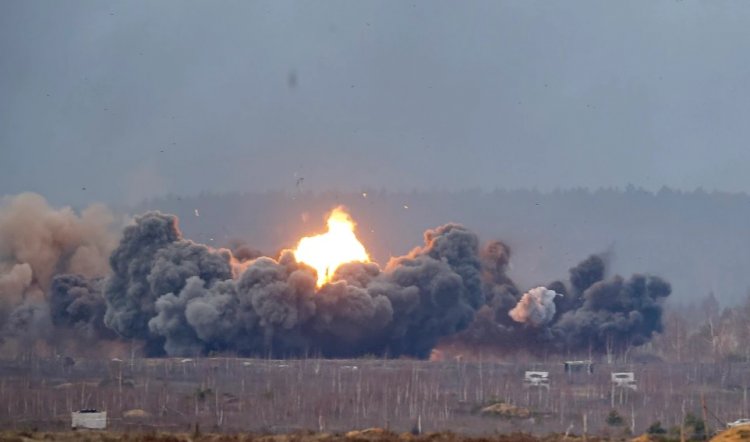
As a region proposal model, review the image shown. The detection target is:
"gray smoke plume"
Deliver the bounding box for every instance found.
[570,254,606,294]
[148,276,208,356]
[103,212,182,343]
[103,212,483,358]
[448,251,670,357]
[404,223,485,310]
[479,240,521,325]
[552,274,671,353]
[509,286,559,326]
[551,254,606,319]
[0,194,671,359]
[226,239,264,262]
[49,274,112,340]
[103,212,234,354]
[105,212,667,358]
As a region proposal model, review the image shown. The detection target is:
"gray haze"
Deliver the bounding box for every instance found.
[2,1,750,205]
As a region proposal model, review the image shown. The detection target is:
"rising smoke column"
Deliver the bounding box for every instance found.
[479,240,521,325]
[0,193,118,340]
[544,254,606,322]
[552,274,671,353]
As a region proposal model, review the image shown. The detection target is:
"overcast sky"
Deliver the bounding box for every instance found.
[2,1,750,205]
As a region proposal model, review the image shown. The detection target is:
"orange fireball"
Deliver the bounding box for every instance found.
[293,207,370,287]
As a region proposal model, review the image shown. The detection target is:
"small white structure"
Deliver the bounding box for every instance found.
[611,372,637,390]
[523,371,550,389]
[727,418,750,428]
[71,409,107,430]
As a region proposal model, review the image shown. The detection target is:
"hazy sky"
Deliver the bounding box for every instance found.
[2,1,750,205]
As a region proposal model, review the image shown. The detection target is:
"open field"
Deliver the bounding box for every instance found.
[0,430,604,442]
[0,357,748,436]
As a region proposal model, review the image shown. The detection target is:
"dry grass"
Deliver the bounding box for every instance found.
[0,430,611,442]
[711,426,750,442]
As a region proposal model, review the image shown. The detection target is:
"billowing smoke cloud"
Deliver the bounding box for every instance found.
[0,193,116,287]
[570,254,606,294]
[0,194,671,359]
[552,254,606,317]
[116,213,668,358]
[509,287,559,326]
[49,274,113,340]
[0,193,118,341]
[104,214,482,358]
[103,212,235,355]
[450,251,670,356]
[0,264,33,307]
[551,273,671,353]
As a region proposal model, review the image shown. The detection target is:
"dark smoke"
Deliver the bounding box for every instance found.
[226,239,264,262]
[103,214,483,358]
[0,194,671,359]
[450,251,670,356]
[479,240,521,325]
[552,254,606,318]
[103,212,234,347]
[552,273,671,353]
[570,254,606,294]
[49,274,113,340]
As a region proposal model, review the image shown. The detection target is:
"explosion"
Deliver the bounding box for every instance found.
[0,192,672,359]
[293,207,370,287]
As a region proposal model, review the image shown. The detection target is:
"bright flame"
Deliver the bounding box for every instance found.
[293,207,369,287]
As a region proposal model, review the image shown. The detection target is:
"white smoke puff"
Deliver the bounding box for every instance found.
[509,286,560,326]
